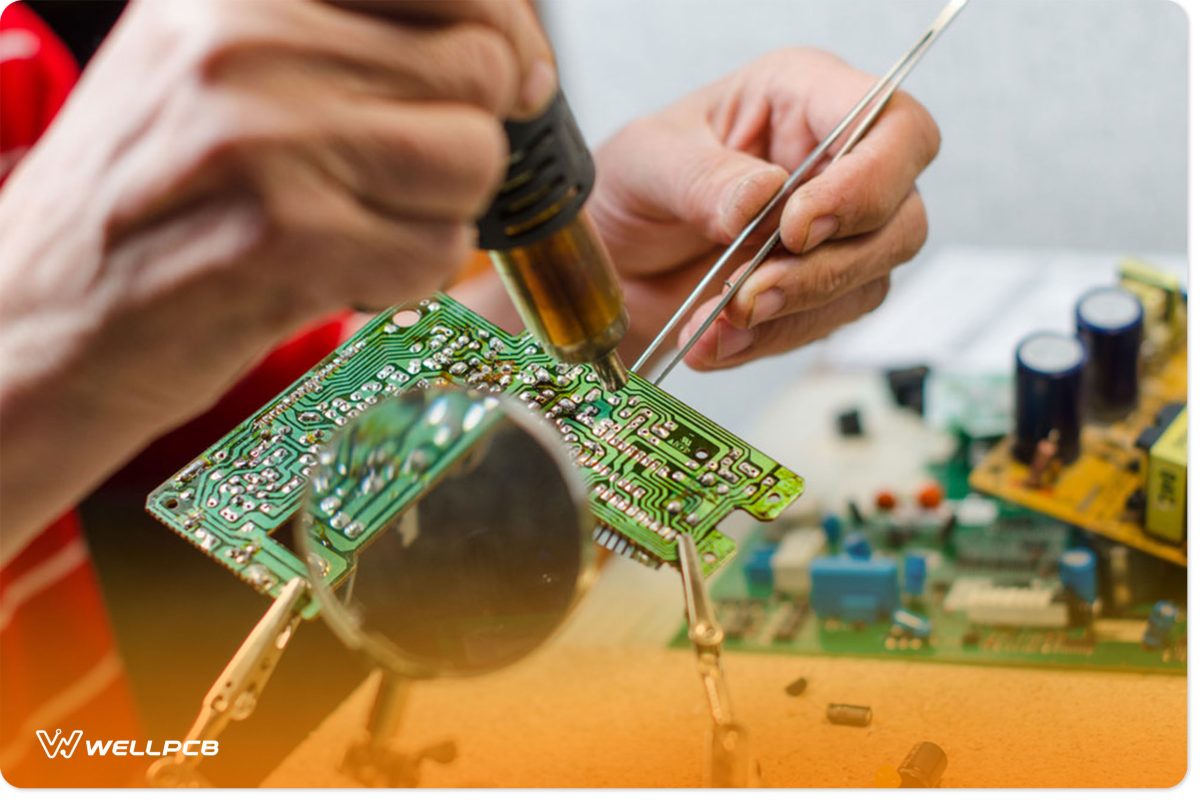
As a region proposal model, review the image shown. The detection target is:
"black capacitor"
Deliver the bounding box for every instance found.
[898,741,948,788]
[1075,286,1144,420]
[1013,332,1086,465]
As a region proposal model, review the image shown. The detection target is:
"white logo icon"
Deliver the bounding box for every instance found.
[35,729,83,759]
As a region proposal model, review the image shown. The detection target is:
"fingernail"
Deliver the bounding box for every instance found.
[717,324,754,361]
[750,288,786,326]
[803,215,839,253]
[518,59,558,117]
[725,167,786,235]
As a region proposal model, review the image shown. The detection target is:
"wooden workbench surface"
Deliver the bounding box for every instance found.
[263,644,1185,788]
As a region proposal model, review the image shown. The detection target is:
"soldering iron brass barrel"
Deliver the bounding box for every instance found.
[488,211,628,366]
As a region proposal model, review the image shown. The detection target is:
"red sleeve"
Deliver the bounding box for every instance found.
[0,2,80,185]
[107,315,351,488]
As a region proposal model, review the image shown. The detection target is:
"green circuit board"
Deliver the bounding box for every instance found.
[146,295,803,616]
[672,452,1186,674]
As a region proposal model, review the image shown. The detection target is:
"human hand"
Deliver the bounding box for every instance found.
[590,48,940,370]
[0,0,553,546]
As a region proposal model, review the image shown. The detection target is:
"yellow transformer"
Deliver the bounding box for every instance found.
[1147,407,1187,543]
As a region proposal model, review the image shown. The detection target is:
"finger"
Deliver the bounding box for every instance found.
[323,102,508,220]
[593,116,788,274]
[726,190,926,327]
[269,180,476,312]
[779,84,940,254]
[679,276,891,371]
[216,2,523,115]
[327,0,557,117]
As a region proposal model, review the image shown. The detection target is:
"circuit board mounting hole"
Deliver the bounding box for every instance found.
[392,309,421,328]
[767,492,782,504]
[163,497,179,509]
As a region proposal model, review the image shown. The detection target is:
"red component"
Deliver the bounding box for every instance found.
[874,489,898,511]
[917,482,945,509]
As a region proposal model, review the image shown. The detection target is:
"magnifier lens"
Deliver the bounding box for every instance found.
[299,387,593,677]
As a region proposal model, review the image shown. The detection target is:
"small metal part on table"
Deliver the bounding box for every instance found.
[897,741,948,787]
[827,703,873,727]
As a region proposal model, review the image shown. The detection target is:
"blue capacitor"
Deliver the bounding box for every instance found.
[844,533,872,560]
[821,513,844,549]
[810,556,899,622]
[1142,600,1178,649]
[742,546,775,594]
[892,608,932,639]
[1058,547,1097,603]
[1075,286,1143,420]
[903,553,927,596]
[1013,332,1086,464]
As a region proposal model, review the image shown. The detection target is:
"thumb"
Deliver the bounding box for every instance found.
[600,119,788,244]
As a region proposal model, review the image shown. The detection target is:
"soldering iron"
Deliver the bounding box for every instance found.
[476,92,630,392]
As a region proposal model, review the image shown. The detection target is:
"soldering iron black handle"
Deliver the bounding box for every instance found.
[476,91,595,250]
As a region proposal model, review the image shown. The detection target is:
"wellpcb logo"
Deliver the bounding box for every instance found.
[36,729,83,759]
[35,728,218,759]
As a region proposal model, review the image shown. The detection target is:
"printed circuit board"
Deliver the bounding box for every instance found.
[146,295,803,615]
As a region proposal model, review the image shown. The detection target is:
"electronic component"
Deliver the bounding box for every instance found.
[477,92,629,391]
[1145,407,1186,543]
[891,609,932,639]
[903,553,927,597]
[810,556,899,622]
[821,513,843,549]
[827,704,873,727]
[742,547,776,595]
[897,741,948,788]
[836,408,865,437]
[146,295,803,613]
[875,489,898,511]
[885,365,931,415]
[784,677,808,697]
[772,602,808,642]
[1075,286,1143,419]
[1142,601,1179,649]
[769,529,824,596]
[944,578,1068,628]
[916,481,944,509]
[843,533,872,560]
[1013,332,1086,464]
[1058,548,1097,604]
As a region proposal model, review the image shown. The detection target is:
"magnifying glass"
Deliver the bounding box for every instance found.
[297,386,595,786]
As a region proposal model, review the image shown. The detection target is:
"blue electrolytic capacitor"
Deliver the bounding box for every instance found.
[821,513,843,549]
[1142,600,1179,649]
[1013,332,1086,464]
[892,608,932,639]
[903,553,927,596]
[844,533,872,560]
[1058,547,1097,603]
[1075,286,1143,420]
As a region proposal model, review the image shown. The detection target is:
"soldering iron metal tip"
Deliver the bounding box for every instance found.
[591,351,630,392]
